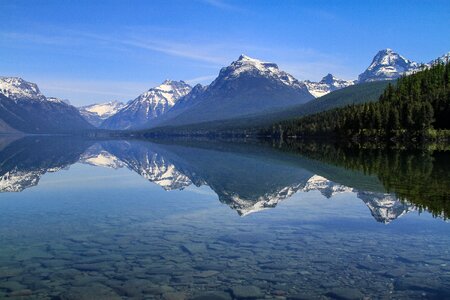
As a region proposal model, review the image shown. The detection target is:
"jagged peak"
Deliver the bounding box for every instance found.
[0,76,45,101]
[320,73,337,83]
[209,54,307,90]
[152,80,191,93]
[371,48,416,65]
[380,48,393,53]
[431,51,450,64]
[232,54,278,68]
[237,54,264,63]
[358,49,419,83]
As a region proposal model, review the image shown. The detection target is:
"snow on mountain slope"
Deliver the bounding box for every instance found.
[0,77,46,101]
[430,52,450,64]
[145,83,208,128]
[80,101,125,119]
[79,101,126,127]
[358,49,420,83]
[209,54,308,90]
[101,80,192,129]
[304,74,355,98]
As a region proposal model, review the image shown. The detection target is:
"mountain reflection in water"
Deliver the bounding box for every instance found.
[0,136,447,224]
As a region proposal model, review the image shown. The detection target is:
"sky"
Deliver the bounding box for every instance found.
[1,0,449,106]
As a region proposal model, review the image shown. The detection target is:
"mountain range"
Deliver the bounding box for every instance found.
[0,49,448,134]
[96,49,447,131]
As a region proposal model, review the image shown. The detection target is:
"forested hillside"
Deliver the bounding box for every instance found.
[269,61,450,141]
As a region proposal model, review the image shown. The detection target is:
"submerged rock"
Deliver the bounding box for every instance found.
[230,285,264,299]
[191,291,233,300]
[326,287,364,300]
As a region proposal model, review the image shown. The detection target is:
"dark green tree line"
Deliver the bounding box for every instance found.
[268,61,450,140]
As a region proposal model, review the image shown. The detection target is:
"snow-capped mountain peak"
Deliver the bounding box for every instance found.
[210,54,307,91]
[80,101,125,118]
[78,100,126,127]
[0,77,46,101]
[230,54,280,76]
[304,74,355,98]
[358,48,420,83]
[320,73,355,88]
[430,52,450,65]
[128,80,192,114]
[100,80,192,129]
[320,73,338,84]
[148,80,192,102]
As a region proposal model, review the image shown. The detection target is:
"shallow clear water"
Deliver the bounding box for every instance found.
[0,137,449,299]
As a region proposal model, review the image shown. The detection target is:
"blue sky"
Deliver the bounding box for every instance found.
[1,0,449,106]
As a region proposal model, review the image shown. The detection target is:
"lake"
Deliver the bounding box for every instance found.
[0,136,449,299]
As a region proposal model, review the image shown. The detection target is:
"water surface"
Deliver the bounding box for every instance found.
[0,137,449,299]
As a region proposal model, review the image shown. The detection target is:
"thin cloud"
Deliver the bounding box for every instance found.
[33,78,153,105]
[200,0,242,11]
[54,29,232,65]
[1,28,231,66]
[185,75,217,85]
[42,85,135,98]
[0,31,82,47]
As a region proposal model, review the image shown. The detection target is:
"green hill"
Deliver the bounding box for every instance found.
[271,62,450,141]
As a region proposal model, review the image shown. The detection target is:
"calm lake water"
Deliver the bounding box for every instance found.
[0,136,449,299]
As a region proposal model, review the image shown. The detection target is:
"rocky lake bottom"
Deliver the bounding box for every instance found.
[0,138,449,299]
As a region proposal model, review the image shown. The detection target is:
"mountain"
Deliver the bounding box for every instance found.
[145,84,208,128]
[79,101,125,127]
[304,74,355,98]
[0,77,94,133]
[148,55,314,128]
[358,49,420,83]
[144,81,390,136]
[101,80,192,130]
[431,52,450,64]
[0,76,46,101]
